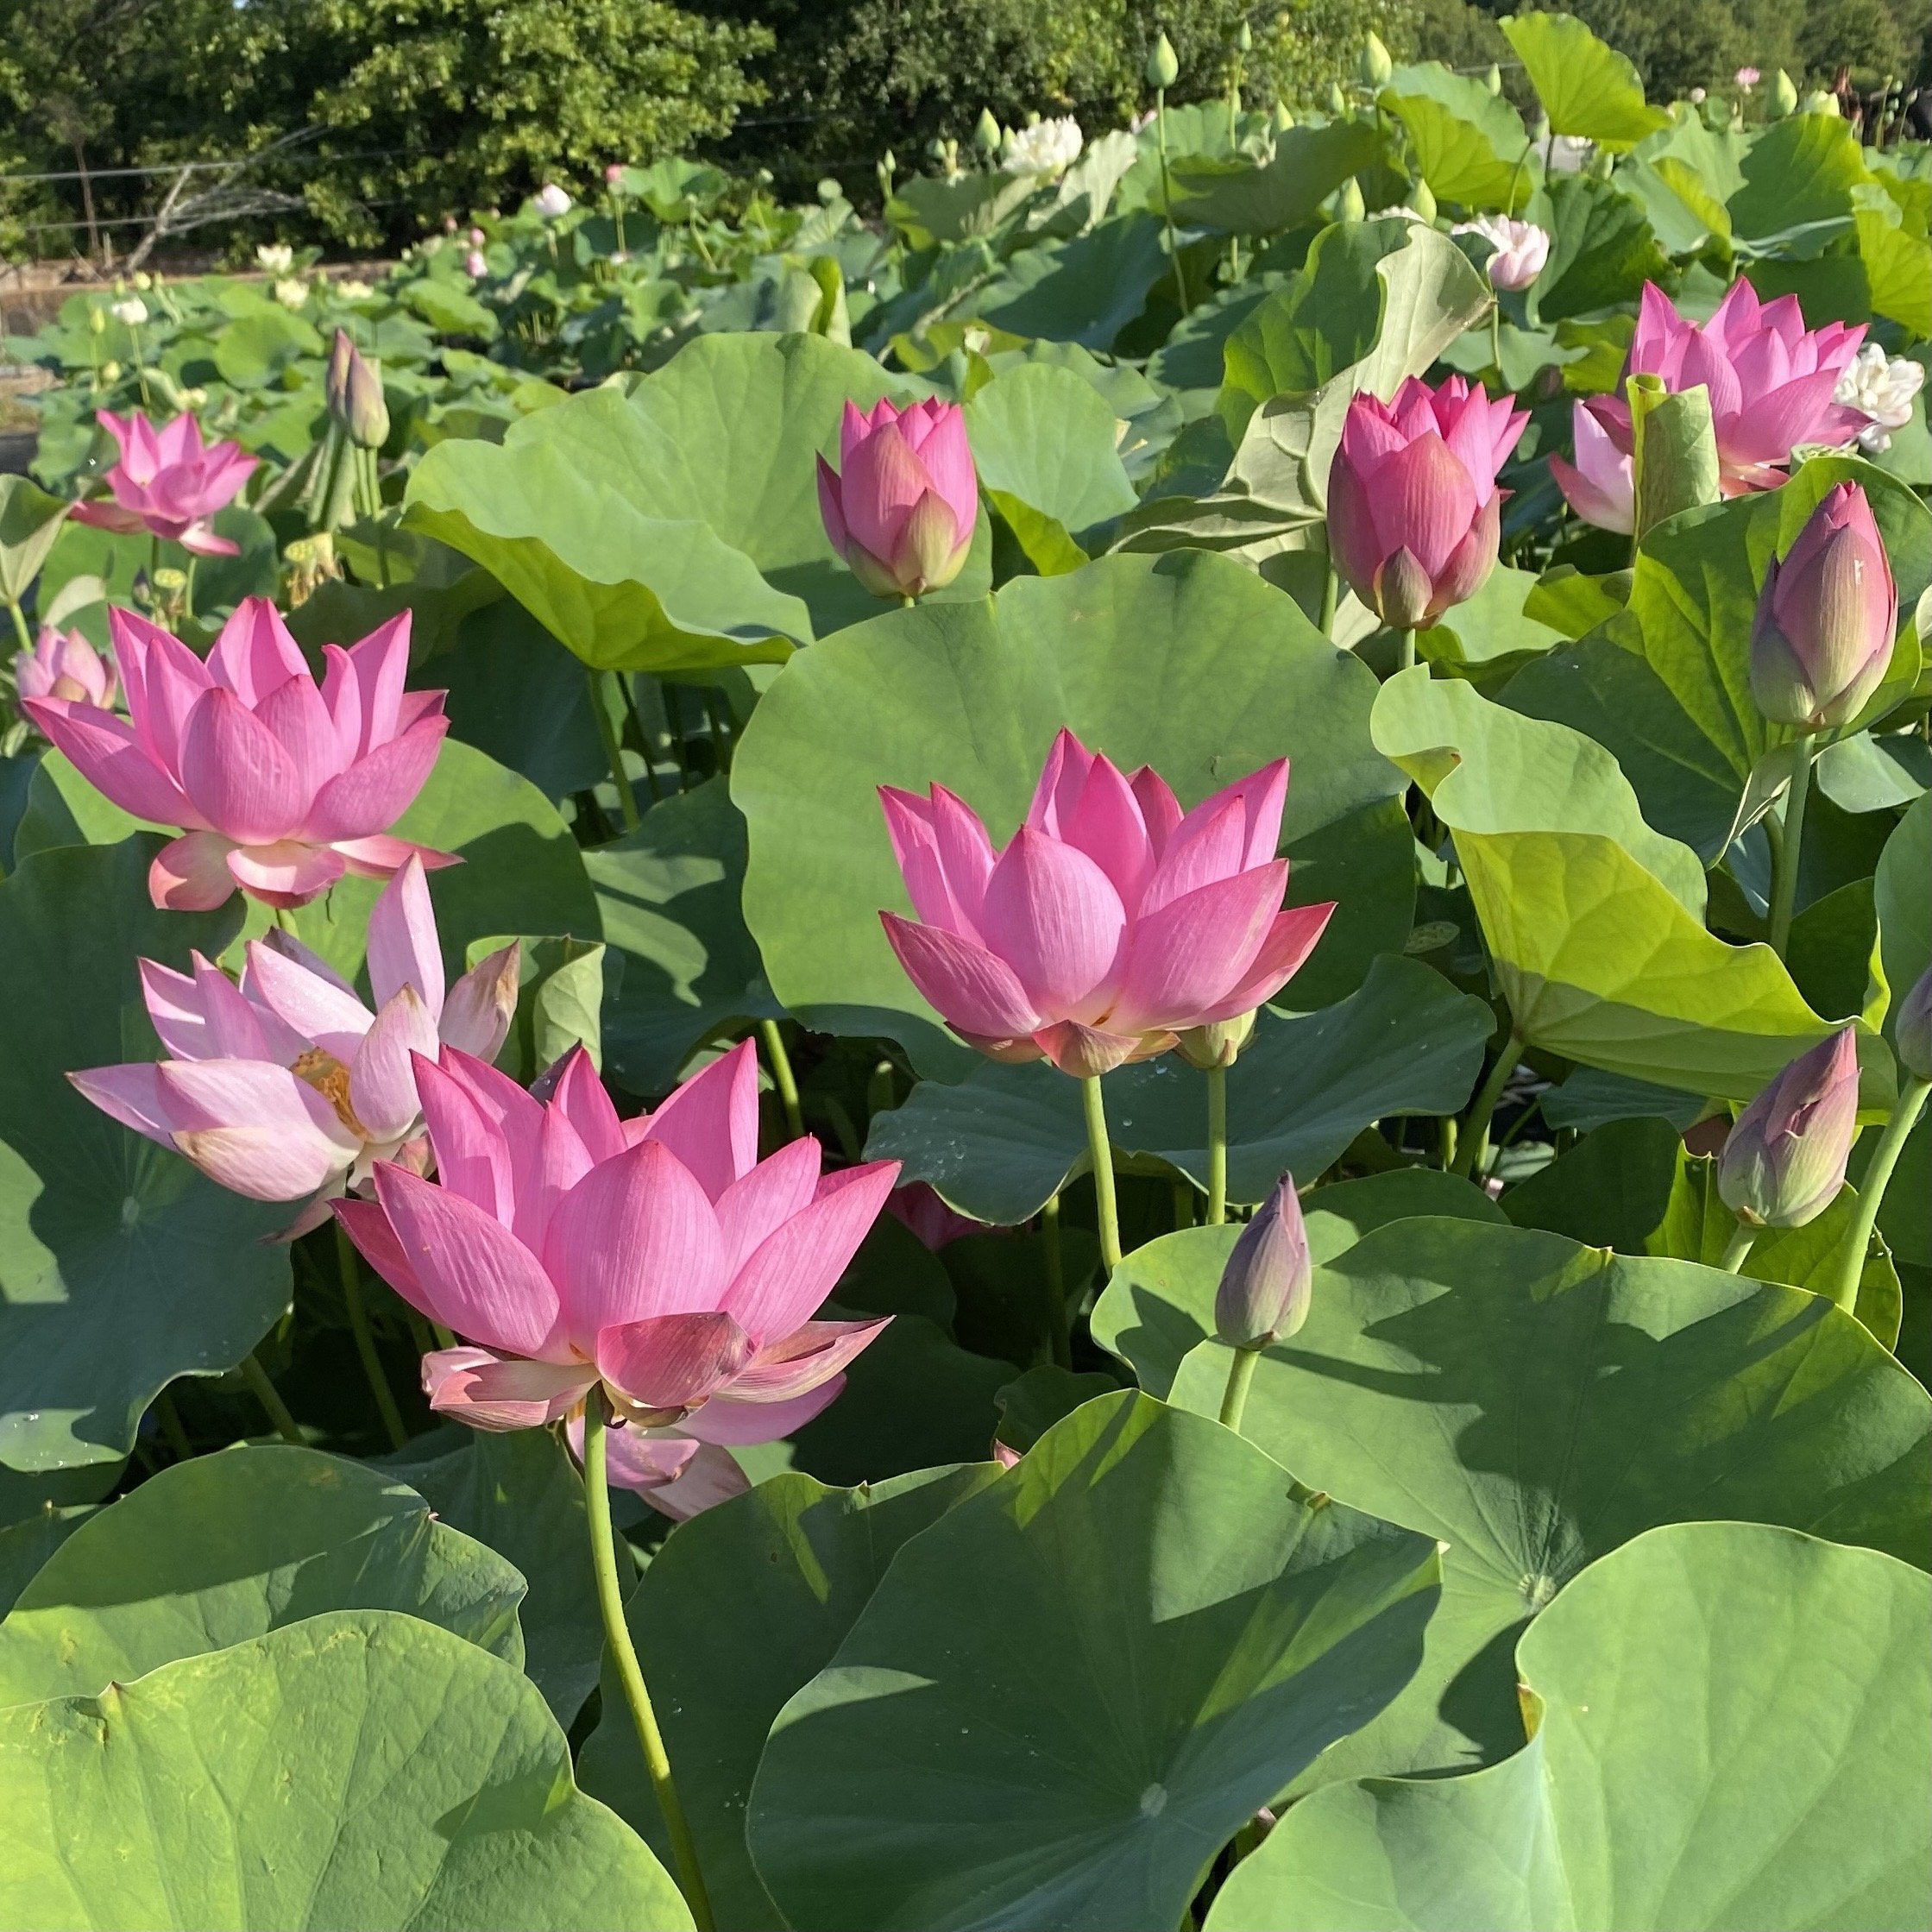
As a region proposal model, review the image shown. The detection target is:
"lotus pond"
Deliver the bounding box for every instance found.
[0,15,1928,1932]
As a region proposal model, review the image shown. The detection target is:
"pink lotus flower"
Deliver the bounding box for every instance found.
[24,598,455,911]
[72,857,519,1232]
[1327,375,1527,630]
[1735,66,1760,91]
[817,398,978,600]
[1450,215,1551,292]
[1553,281,1870,529]
[16,625,116,708]
[335,1037,900,1443]
[464,249,488,279]
[879,728,1336,1079]
[887,1180,994,1249]
[71,409,256,557]
[1550,393,1634,535]
[565,1410,752,1520]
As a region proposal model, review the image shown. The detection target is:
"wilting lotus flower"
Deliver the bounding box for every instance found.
[1550,393,1635,535]
[817,398,978,600]
[1553,281,1869,530]
[1836,344,1926,455]
[879,728,1335,1078]
[1214,1172,1312,1348]
[22,598,455,911]
[70,409,256,557]
[335,1037,899,1444]
[1451,214,1551,291]
[1718,1029,1860,1229]
[72,857,519,1231]
[15,625,115,708]
[1327,375,1528,630]
[1749,481,1897,731]
[533,184,573,219]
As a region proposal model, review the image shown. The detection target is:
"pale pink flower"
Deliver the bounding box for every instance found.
[71,409,256,557]
[16,625,116,708]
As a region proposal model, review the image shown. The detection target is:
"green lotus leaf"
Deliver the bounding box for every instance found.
[1380,65,1532,211]
[1163,121,1382,233]
[1501,11,1670,149]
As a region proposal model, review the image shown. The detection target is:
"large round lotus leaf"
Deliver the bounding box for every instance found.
[405,331,991,672]
[0,839,290,1471]
[16,738,599,991]
[1208,1523,1930,1931]
[745,1390,1440,1932]
[0,1444,525,1703]
[377,1426,603,1727]
[580,1464,1000,1930]
[0,1609,691,1931]
[1127,1217,1929,1791]
[865,954,1493,1221]
[735,549,1407,1077]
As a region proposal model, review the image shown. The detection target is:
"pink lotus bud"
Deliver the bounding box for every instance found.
[330,1039,897,1449]
[1717,1029,1860,1230]
[16,625,116,709]
[817,398,979,600]
[1215,1174,1311,1348]
[23,599,455,911]
[325,328,355,419]
[886,1181,994,1249]
[1895,965,1932,1083]
[1749,482,1896,731]
[465,249,488,279]
[1551,395,1634,535]
[70,408,256,557]
[878,729,1335,1077]
[1326,375,1527,630]
[605,163,626,187]
[1451,215,1551,292]
[468,225,487,246]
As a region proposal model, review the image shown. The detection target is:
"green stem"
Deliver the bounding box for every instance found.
[1206,1061,1229,1226]
[760,1018,805,1141]
[1489,303,1502,376]
[154,1388,194,1463]
[1218,1344,1262,1433]
[1398,627,1418,672]
[618,676,664,803]
[240,1350,303,1444]
[1080,1073,1123,1274]
[181,555,198,623]
[1450,1033,1521,1178]
[582,1395,714,1931]
[1826,1077,1931,1317]
[1720,1221,1758,1275]
[1155,90,1190,317]
[1767,732,1815,958]
[1042,1192,1071,1369]
[1318,561,1337,638]
[589,669,641,832]
[6,598,32,654]
[702,689,733,774]
[337,1224,406,1451]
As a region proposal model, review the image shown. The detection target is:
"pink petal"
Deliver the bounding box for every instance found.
[179,686,305,844]
[880,914,1042,1038]
[366,854,445,1016]
[424,1347,594,1432]
[334,1193,425,1303]
[20,698,198,828]
[816,453,849,554]
[979,825,1126,1021]
[150,833,239,911]
[724,1316,890,1402]
[638,1037,760,1200]
[164,1073,361,1202]
[680,1378,845,1444]
[714,1136,822,1279]
[722,1158,898,1344]
[1189,901,1337,1023]
[1140,792,1250,920]
[243,938,374,1060]
[414,1052,517,1219]
[1719,369,1859,470]
[254,670,346,811]
[595,1310,756,1411]
[1054,752,1156,914]
[548,1047,626,1163]
[209,598,310,708]
[330,834,459,881]
[544,1136,727,1346]
[840,420,935,563]
[1108,864,1288,1035]
[299,718,448,842]
[438,945,520,1064]
[350,985,441,1143]
[1677,329,1745,429]
[1367,433,1480,577]
[616,1438,750,1520]
[374,1162,563,1357]
[1034,1018,1143,1078]
[346,613,414,754]
[1025,727,1096,835]
[911,405,979,530]
[1130,767,1183,853]
[1325,444,1388,601]
[110,607,210,777]
[225,840,349,909]
[68,1063,182,1142]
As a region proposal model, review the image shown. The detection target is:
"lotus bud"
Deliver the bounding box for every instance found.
[1896,965,1932,1083]
[818,398,978,599]
[1717,1029,1860,1230]
[1325,80,1348,116]
[325,327,355,419]
[1337,177,1365,222]
[1749,482,1897,733]
[1410,178,1438,224]
[973,107,1003,154]
[16,624,116,708]
[1359,32,1392,87]
[605,162,626,187]
[465,249,488,278]
[99,360,121,384]
[1802,90,1840,116]
[1176,1010,1256,1071]
[1236,20,1252,53]
[1485,63,1502,94]
[1215,1174,1312,1348]
[344,349,389,451]
[89,305,106,337]
[1272,100,1296,130]
[469,225,486,246]
[534,183,573,219]
[1148,32,1180,91]
[1771,70,1798,116]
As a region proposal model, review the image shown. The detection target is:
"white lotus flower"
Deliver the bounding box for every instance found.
[255,243,294,275]
[534,184,574,218]
[1451,215,1551,291]
[273,278,309,311]
[1542,135,1592,173]
[1003,116,1084,178]
[1835,343,1927,453]
[110,298,148,327]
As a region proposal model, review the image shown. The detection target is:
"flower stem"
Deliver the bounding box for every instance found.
[1155,90,1190,316]
[337,1224,406,1451]
[154,1388,194,1462]
[1080,1074,1123,1273]
[1826,1076,1930,1318]
[1318,561,1337,638]
[1450,1033,1520,1178]
[1767,731,1815,958]
[1042,1191,1071,1369]
[1398,627,1418,672]
[1489,302,1502,376]
[589,669,641,832]
[5,598,31,654]
[1205,1060,1229,1226]
[1218,1344,1262,1433]
[759,1018,805,1141]
[240,1350,303,1444]
[1720,1222,1758,1274]
[582,1394,714,1931]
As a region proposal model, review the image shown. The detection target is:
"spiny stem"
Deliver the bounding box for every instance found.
[1825,1077,1930,1318]
[240,1350,303,1445]
[760,1018,805,1141]
[1080,1074,1123,1273]
[337,1224,406,1451]
[582,1395,714,1931]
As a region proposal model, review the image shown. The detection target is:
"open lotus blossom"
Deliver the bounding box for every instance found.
[1451,214,1551,291]
[15,624,116,708]
[534,183,573,218]
[817,397,978,601]
[1835,343,1926,454]
[71,856,519,1234]
[879,728,1335,1079]
[1327,375,1528,629]
[1003,115,1084,176]
[1552,280,1869,528]
[23,597,455,911]
[70,409,256,557]
[334,1036,900,1442]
